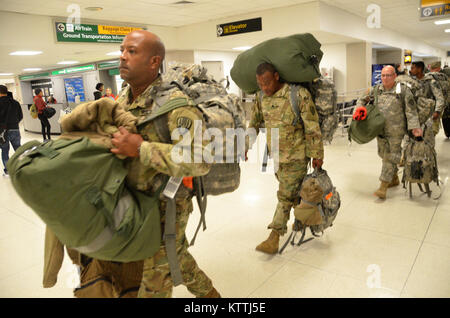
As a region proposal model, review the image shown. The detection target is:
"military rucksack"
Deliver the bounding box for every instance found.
[401,135,439,198]
[138,63,247,197]
[396,75,436,125]
[135,63,247,250]
[279,168,340,253]
[427,72,449,111]
[7,137,163,262]
[300,78,339,143]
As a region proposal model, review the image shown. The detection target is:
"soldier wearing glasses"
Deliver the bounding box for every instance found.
[357,66,422,200]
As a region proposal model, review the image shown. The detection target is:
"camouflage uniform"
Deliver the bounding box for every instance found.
[358,84,420,183]
[116,76,215,298]
[249,84,324,235]
[420,74,446,135]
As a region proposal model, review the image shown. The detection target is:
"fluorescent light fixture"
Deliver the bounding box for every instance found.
[445,29,450,33]
[434,19,450,25]
[57,61,79,65]
[232,46,252,51]
[0,73,13,76]
[413,52,433,57]
[23,68,42,72]
[85,7,103,11]
[10,51,43,56]
[106,51,121,56]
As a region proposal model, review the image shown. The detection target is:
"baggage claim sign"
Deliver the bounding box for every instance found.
[55,22,144,43]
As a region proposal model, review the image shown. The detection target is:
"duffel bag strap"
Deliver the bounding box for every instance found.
[190,176,207,246]
[162,177,184,286]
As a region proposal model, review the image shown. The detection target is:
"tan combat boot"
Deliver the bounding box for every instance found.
[388,174,400,188]
[374,181,390,199]
[198,287,221,298]
[255,230,280,254]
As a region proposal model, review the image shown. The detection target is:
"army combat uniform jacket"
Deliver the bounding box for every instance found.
[249,83,324,163]
[421,73,446,114]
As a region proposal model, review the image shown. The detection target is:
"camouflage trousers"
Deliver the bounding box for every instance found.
[268,161,308,236]
[425,119,436,148]
[377,136,403,183]
[138,199,214,298]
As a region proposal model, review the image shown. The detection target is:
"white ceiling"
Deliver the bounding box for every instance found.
[0,0,448,80]
[321,0,449,51]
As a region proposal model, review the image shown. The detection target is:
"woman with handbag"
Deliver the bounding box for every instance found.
[33,88,51,141]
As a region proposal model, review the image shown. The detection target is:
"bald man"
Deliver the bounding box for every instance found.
[112,30,220,298]
[357,65,422,200]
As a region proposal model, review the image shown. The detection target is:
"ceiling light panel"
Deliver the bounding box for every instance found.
[10,51,43,56]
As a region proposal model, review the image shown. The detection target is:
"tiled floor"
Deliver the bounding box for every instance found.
[0,124,449,298]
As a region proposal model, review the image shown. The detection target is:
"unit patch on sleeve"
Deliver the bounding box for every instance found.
[176,117,193,130]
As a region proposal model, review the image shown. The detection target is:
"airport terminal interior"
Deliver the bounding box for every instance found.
[0,0,449,298]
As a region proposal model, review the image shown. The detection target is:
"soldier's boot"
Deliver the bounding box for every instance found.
[388,174,400,188]
[198,287,221,298]
[374,181,390,200]
[255,230,280,254]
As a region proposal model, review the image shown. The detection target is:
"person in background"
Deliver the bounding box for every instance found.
[94,83,104,100]
[250,62,324,254]
[34,88,51,141]
[104,87,117,101]
[0,85,23,176]
[411,61,445,136]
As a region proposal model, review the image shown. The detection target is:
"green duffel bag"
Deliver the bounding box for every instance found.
[7,137,162,262]
[230,33,323,94]
[348,102,385,144]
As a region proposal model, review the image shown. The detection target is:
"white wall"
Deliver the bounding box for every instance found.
[320,44,347,94]
[376,49,402,65]
[347,42,372,93]
[194,50,241,96]
[165,51,195,65]
[174,2,320,51]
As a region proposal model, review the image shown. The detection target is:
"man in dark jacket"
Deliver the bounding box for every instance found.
[94,83,104,100]
[0,85,23,176]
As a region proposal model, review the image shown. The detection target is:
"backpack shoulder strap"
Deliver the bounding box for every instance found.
[137,96,192,129]
[258,90,264,106]
[289,84,303,126]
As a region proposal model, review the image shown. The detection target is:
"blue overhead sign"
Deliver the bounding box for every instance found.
[64,77,85,103]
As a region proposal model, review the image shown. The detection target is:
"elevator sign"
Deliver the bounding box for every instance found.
[420,0,450,18]
[217,18,262,37]
[55,22,144,43]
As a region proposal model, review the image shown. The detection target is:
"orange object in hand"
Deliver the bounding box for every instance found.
[183,177,193,189]
[352,106,367,121]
